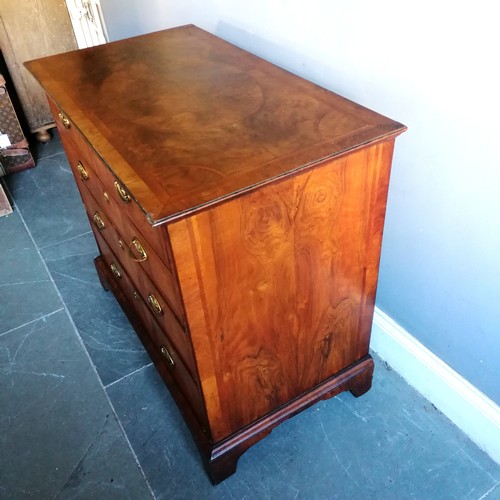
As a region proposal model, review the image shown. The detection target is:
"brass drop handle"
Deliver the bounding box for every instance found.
[93,211,105,230]
[114,181,131,203]
[110,262,121,280]
[148,292,163,316]
[128,237,148,262]
[160,345,175,367]
[58,111,70,129]
[77,162,89,181]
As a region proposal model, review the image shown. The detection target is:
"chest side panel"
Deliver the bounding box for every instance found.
[169,140,395,441]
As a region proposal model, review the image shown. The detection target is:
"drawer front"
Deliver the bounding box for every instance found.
[50,99,97,177]
[83,187,196,377]
[82,187,186,334]
[49,97,170,267]
[146,309,206,428]
[78,170,183,319]
[93,227,205,425]
[116,238,196,377]
[89,152,170,266]
[100,189,183,318]
[78,182,115,238]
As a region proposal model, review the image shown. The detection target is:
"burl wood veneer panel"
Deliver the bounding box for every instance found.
[169,140,395,441]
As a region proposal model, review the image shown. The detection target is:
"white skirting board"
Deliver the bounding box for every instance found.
[371,307,500,465]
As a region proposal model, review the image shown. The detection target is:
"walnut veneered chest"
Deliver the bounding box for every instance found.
[26,25,406,483]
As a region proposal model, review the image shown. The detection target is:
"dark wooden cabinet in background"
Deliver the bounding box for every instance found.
[0,0,78,141]
[26,25,406,483]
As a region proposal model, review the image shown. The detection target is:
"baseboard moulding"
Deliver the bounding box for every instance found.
[371,307,500,465]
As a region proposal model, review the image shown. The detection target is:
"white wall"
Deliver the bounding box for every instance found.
[100,0,500,403]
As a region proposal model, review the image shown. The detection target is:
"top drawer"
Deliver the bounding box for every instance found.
[49,97,171,267]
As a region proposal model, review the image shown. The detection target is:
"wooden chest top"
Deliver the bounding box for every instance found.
[26,25,405,223]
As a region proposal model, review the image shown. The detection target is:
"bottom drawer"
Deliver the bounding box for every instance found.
[91,221,206,426]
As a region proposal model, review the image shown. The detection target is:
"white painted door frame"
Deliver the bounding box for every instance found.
[65,0,108,48]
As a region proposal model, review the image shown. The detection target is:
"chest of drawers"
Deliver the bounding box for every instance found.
[26,25,406,483]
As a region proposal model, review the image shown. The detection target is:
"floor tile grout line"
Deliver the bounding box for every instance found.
[39,229,93,251]
[0,279,51,287]
[478,482,500,500]
[8,189,157,500]
[60,306,157,500]
[0,308,65,338]
[105,362,154,389]
[35,150,67,162]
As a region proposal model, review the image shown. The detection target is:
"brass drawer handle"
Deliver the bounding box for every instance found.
[160,345,175,367]
[93,211,105,230]
[148,292,163,316]
[128,237,148,262]
[77,162,89,181]
[114,181,131,203]
[58,111,70,129]
[110,262,121,280]
[103,191,109,203]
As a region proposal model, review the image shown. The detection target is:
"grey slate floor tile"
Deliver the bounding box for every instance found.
[5,145,151,386]
[55,413,152,500]
[106,364,215,500]
[5,152,89,250]
[0,211,62,334]
[0,309,151,499]
[42,231,151,386]
[107,359,500,500]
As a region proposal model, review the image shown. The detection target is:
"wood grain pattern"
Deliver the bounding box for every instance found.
[47,96,171,266]
[169,140,394,441]
[26,25,405,222]
[27,26,406,482]
[0,0,77,132]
